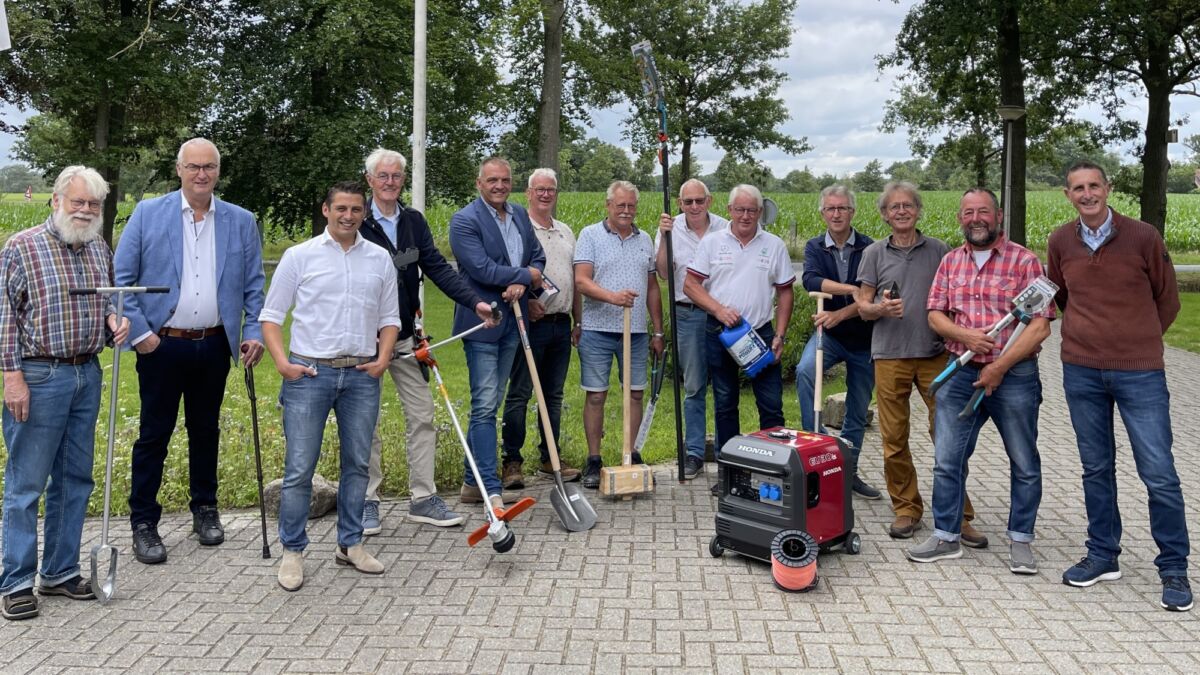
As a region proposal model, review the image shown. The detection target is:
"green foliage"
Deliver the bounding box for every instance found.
[853,160,886,192]
[0,164,47,193]
[712,154,778,192]
[1164,293,1200,354]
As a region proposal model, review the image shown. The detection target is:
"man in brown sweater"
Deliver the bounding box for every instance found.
[1047,160,1190,612]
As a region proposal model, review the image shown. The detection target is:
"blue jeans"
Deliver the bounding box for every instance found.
[502,316,573,465]
[1063,364,1188,577]
[1,358,101,594]
[463,329,520,496]
[931,359,1043,543]
[706,317,784,455]
[795,331,874,470]
[676,304,710,460]
[278,358,380,551]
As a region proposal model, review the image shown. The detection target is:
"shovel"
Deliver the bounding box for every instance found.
[70,285,169,604]
[511,301,596,532]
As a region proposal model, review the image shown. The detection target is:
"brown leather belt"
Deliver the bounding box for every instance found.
[25,354,96,365]
[291,353,374,368]
[159,326,224,340]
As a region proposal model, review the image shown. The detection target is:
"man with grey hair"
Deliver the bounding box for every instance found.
[685,184,794,495]
[655,178,728,479]
[574,180,664,488]
[500,168,582,486]
[357,148,495,533]
[115,137,266,564]
[1,166,131,619]
[796,184,880,499]
[855,181,983,545]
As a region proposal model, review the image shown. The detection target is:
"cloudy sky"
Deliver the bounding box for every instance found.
[583,0,1200,178]
[0,0,1196,175]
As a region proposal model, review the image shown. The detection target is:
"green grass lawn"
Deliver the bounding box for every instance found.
[1165,293,1200,353]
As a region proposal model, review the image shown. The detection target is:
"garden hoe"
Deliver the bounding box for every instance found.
[600,306,654,499]
[407,304,536,552]
[70,284,168,604]
[511,301,596,532]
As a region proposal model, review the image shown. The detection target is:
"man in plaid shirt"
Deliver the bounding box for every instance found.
[0,166,130,620]
[906,188,1053,573]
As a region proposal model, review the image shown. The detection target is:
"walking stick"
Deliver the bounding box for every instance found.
[633,41,686,482]
[69,285,169,604]
[242,346,271,559]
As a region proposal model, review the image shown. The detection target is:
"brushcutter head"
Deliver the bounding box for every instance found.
[489,521,515,553]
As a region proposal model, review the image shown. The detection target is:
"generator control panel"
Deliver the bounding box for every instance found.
[729,469,785,506]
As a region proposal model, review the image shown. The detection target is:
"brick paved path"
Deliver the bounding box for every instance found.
[3,326,1199,673]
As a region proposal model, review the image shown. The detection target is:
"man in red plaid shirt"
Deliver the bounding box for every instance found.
[906,188,1053,574]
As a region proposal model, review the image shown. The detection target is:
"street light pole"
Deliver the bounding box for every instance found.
[997,104,1026,240]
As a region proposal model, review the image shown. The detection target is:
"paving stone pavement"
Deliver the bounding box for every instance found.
[3,325,1200,674]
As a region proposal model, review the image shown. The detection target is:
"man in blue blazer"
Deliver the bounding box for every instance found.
[113,138,266,564]
[448,157,545,508]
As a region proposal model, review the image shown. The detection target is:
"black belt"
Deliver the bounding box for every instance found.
[539,313,573,324]
[675,301,696,309]
[159,326,224,340]
[25,354,95,365]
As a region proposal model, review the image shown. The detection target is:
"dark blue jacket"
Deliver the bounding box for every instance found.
[448,197,546,342]
[801,230,874,352]
[359,202,482,341]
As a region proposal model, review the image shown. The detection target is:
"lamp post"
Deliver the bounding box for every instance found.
[997,104,1026,240]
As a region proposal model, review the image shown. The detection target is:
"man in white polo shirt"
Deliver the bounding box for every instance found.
[684,184,794,494]
[656,178,729,479]
[574,180,665,489]
[259,181,400,592]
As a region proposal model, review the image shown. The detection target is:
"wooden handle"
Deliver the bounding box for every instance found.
[623,306,632,466]
[808,291,832,416]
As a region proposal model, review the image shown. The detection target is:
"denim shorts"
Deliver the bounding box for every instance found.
[578,330,648,392]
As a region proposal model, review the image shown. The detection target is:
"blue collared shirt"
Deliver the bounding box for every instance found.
[371,200,399,248]
[485,201,524,267]
[1078,208,1113,252]
[823,229,858,283]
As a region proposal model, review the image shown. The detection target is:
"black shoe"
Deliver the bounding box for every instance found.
[710,481,720,497]
[132,522,167,564]
[852,475,882,500]
[684,456,704,479]
[631,451,644,465]
[581,456,603,489]
[192,506,225,546]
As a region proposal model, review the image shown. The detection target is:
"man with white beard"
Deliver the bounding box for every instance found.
[0,166,130,620]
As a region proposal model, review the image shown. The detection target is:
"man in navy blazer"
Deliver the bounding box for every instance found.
[113,138,266,564]
[448,157,545,508]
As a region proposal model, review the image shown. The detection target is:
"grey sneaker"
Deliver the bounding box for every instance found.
[362,500,381,536]
[409,495,464,527]
[906,535,962,563]
[1010,541,1037,575]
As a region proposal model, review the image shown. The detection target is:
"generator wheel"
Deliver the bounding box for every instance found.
[845,532,862,555]
[709,536,724,558]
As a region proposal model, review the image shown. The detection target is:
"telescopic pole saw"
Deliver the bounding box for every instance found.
[632,41,686,482]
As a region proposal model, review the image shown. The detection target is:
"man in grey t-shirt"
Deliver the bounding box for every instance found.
[855,181,982,546]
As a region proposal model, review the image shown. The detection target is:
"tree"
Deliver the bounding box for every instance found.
[779,167,818,193]
[853,160,886,192]
[885,159,927,187]
[1185,134,1200,163]
[0,164,48,193]
[712,153,776,192]
[0,1,221,245]
[581,0,809,182]
[562,138,634,191]
[209,0,504,236]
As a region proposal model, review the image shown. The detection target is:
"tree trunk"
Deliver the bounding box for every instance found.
[997,0,1027,245]
[535,0,565,173]
[1139,40,1172,235]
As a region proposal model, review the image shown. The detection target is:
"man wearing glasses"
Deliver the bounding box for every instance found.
[655,179,728,480]
[855,181,985,546]
[574,181,664,488]
[114,138,266,564]
[796,184,880,500]
[685,184,794,494]
[357,148,495,533]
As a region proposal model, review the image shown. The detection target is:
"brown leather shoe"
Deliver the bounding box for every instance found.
[540,461,581,482]
[459,483,520,505]
[501,461,525,490]
[960,521,989,549]
[889,515,922,539]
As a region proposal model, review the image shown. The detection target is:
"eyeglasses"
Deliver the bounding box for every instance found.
[610,203,637,213]
[822,206,853,214]
[67,198,103,212]
[182,163,219,175]
[681,197,708,206]
[887,202,917,213]
[532,187,558,195]
[373,172,404,183]
[730,206,761,216]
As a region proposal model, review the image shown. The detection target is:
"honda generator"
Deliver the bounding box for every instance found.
[710,427,860,561]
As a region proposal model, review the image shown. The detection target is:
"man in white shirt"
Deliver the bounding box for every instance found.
[656,178,729,479]
[259,181,400,592]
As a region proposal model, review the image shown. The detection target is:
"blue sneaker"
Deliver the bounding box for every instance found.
[362,500,381,536]
[1062,556,1121,587]
[1162,576,1193,612]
